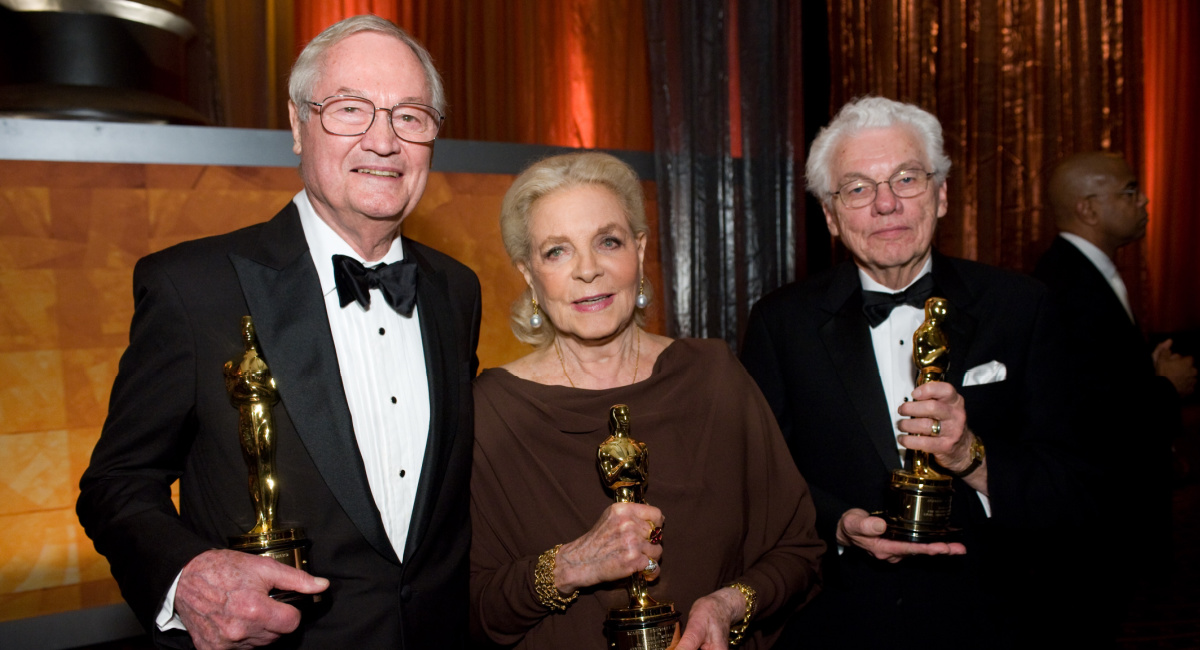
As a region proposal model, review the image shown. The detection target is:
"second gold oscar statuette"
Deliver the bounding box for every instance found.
[597,405,681,650]
[883,298,958,542]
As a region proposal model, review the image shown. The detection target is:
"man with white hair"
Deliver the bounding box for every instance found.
[77,16,480,648]
[742,97,1092,647]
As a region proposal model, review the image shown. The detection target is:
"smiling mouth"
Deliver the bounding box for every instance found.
[575,294,611,305]
[353,168,400,178]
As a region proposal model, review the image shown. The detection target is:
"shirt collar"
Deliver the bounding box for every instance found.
[1058,232,1118,281]
[857,255,933,293]
[293,190,405,297]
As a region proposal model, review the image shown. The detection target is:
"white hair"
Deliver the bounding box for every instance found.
[288,15,445,120]
[806,96,951,208]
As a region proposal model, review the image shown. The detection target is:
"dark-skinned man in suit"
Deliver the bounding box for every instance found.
[742,97,1093,648]
[1033,151,1195,643]
[77,15,481,649]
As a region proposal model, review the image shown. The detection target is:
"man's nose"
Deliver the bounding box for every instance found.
[873,182,900,214]
[360,108,402,152]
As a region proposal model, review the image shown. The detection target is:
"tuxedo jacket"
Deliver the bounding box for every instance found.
[741,252,1093,648]
[1034,236,1177,540]
[77,204,481,649]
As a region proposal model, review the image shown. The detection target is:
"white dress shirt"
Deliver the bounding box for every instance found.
[860,257,991,517]
[1059,232,1134,322]
[158,192,430,630]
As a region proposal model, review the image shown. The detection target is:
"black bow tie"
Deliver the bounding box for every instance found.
[332,254,419,316]
[861,273,935,327]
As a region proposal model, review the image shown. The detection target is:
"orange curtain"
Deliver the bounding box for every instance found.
[1142,1,1200,333]
[826,0,1143,303]
[295,0,653,150]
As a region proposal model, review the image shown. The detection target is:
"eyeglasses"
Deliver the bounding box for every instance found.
[308,95,444,143]
[831,169,935,209]
[1086,186,1141,202]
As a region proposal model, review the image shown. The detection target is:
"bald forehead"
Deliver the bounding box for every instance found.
[1058,152,1131,184]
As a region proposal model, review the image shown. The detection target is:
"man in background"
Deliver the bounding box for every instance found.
[1034,151,1195,641]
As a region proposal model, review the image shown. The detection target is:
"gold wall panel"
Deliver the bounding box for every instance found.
[0,159,662,623]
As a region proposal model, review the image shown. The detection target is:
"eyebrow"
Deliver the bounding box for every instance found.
[331,87,426,104]
[536,223,628,247]
[838,160,927,183]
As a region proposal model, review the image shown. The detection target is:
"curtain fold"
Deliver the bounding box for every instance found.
[296,0,653,150]
[646,0,804,348]
[1142,0,1200,333]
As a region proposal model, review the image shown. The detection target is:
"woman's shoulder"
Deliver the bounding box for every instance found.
[659,337,738,367]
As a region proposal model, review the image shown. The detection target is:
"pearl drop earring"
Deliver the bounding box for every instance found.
[635,278,650,308]
[530,297,543,328]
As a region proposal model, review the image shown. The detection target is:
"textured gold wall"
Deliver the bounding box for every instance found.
[0,160,663,622]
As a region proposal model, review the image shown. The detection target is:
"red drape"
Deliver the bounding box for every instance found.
[1142,1,1200,333]
[295,0,653,150]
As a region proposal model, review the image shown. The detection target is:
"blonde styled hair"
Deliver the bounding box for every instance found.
[499,152,652,347]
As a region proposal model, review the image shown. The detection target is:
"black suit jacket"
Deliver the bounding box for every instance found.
[741,253,1092,648]
[1034,235,1177,542]
[77,203,481,649]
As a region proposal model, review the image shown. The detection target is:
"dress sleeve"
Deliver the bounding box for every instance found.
[469,377,554,645]
[75,255,216,632]
[723,351,825,631]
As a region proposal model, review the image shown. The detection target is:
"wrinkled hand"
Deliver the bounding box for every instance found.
[555,503,664,594]
[175,549,328,650]
[676,587,745,650]
[836,509,966,563]
[1153,339,1197,396]
[897,381,974,473]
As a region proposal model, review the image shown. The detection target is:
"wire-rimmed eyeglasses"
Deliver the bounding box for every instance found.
[1086,185,1142,202]
[308,95,444,144]
[831,169,936,209]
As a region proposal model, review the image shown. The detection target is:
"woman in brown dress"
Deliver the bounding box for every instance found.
[470,152,823,649]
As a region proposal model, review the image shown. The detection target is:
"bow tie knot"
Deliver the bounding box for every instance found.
[861,273,935,327]
[332,254,419,316]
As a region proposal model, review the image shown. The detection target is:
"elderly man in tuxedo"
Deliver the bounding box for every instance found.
[77,16,480,649]
[1033,151,1195,641]
[741,97,1092,648]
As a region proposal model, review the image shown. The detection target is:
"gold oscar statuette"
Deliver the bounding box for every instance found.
[224,316,317,604]
[884,297,957,542]
[597,404,681,650]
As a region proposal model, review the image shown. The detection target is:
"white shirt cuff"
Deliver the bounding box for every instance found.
[155,570,188,632]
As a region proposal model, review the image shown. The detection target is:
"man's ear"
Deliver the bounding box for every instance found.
[1074,197,1100,227]
[288,101,303,156]
[822,203,841,238]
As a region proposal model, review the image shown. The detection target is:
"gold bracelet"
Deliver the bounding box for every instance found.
[534,544,578,612]
[726,582,757,646]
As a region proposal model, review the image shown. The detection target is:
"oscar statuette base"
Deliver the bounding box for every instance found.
[883,470,958,543]
[228,528,320,604]
[605,602,681,650]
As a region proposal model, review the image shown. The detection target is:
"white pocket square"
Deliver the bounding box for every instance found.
[962,360,1006,386]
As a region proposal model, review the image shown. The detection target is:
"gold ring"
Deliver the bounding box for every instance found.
[648,526,663,545]
[930,420,941,435]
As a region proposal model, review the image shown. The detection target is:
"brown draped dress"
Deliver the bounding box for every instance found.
[470,338,823,648]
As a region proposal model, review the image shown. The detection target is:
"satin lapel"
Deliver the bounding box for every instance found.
[401,240,459,562]
[931,253,979,388]
[229,205,399,565]
[819,263,902,471]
